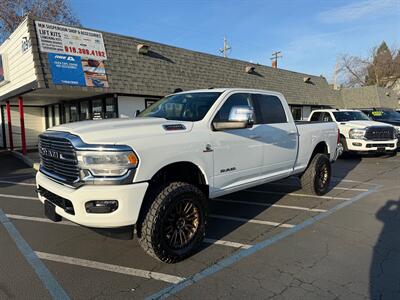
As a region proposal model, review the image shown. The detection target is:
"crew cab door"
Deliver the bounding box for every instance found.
[210,93,263,192]
[251,93,298,177]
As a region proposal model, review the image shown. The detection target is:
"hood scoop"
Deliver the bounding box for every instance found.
[162,124,187,131]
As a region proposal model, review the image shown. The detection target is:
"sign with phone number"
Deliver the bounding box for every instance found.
[35,21,107,60]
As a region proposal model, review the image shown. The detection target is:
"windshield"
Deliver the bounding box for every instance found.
[138,92,222,121]
[369,110,400,120]
[333,111,370,122]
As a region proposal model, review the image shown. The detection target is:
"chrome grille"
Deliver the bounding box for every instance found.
[365,127,394,141]
[39,135,80,184]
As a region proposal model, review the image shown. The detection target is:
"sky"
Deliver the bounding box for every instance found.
[69,0,400,82]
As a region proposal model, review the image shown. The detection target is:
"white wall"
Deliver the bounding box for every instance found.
[4,106,45,149]
[118,96,147,118]
[302,106,312,120]
[0,18,37,98]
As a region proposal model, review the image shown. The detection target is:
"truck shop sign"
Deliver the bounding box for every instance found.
[35,21,107,60]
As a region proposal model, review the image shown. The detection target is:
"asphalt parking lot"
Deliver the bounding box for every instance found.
[0,151,399,299]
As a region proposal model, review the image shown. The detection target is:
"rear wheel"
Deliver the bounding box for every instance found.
[301,153,331,196]
[138,182,207,263]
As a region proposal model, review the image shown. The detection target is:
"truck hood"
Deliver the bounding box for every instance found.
[50,117,194,144]
[339,120,394,129]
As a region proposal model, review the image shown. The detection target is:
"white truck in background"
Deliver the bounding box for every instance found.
[309,109,398,155]
[36,88,339,263]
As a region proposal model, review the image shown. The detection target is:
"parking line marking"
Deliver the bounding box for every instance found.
[7,214,250,250]
[146,185,380,300]
[265,182,369,192]
[209,214,294,228]
[0,180,36,186]
[0,193,38,200]
[6,214,77,226]
[35,251,185,284]
[204,238,252,249]
[213,198,327,212]
[247,189,351,201]
[0,210,70,300]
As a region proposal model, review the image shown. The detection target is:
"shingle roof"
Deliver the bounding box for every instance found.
[29,18,342,107]
[341,86,399,109]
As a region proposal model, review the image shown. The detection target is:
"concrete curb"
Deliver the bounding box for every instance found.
[10,151,40,171]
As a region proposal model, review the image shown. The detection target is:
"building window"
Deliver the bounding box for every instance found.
[79,101,91,120]
[92,99,104,119]
[70,104,79,122]
[105,98,117,118]
[291,106,302,121]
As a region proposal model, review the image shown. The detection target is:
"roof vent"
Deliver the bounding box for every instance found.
[303,77,312,84]
[137,44,150,54]
[245,66,255,73]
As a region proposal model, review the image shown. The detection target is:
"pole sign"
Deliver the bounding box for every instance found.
[35,21,107,60]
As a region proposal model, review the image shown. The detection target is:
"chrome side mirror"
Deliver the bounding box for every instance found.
[213,106,254,131]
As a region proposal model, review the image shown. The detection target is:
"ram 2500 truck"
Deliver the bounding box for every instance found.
[37,88,339,263]
[309,109,398,155]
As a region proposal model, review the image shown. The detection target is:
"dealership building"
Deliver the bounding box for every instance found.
[0,17,398,153]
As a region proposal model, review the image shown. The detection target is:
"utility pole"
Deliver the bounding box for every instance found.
[219,36,231,58]
[270,51,282,68]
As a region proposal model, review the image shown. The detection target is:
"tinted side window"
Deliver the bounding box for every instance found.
[321,112,332,122]
[310,112,322,121]
[252,94,287,124]
[213,93,251,122]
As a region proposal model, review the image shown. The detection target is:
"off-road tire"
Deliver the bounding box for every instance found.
[338,136,348,158]
[301,153,331,196]
[138,182,207,263]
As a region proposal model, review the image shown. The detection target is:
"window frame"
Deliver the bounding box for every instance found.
[251,93,288,125]
[211,92,253,124]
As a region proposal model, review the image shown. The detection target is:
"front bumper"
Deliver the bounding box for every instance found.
[346,138,398,152]
[36,172,149,228]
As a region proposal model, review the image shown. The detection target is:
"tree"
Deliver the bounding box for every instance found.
[337,41,400,88]
[0,0,80,43]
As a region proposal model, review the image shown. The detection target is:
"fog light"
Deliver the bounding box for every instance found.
[85,200,118,214]
[352,142,362,147]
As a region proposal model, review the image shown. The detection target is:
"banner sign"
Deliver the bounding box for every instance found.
[36,21,107,60]
[48,53,109,87]
[48,53,85,86]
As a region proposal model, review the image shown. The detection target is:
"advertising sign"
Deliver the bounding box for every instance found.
[36,21,107,60]
[48,53,85,86]
[48,53,109,87]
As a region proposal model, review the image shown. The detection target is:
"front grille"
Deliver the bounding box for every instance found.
[365,127,394,141]
[39,134,80,184]
[38,186,75,215]
[366,143,395,148]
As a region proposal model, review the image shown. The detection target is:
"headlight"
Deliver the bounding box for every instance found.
[76,151,139,177]
[349,128,366,139]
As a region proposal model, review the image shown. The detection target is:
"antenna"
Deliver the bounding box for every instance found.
[270,51,282,68]
[219,36,231,58]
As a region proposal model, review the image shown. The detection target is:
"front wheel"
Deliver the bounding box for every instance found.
[301,153,332,196]
[138,182,207,263]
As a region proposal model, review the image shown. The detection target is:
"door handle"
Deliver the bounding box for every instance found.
[249,134,261,139]
[287,131,297,135]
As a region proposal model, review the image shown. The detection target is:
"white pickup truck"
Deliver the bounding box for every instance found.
[309,109,398,155]
[37,88,339,262]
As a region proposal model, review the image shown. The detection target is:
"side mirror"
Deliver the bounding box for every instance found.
[213,106,254,131]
